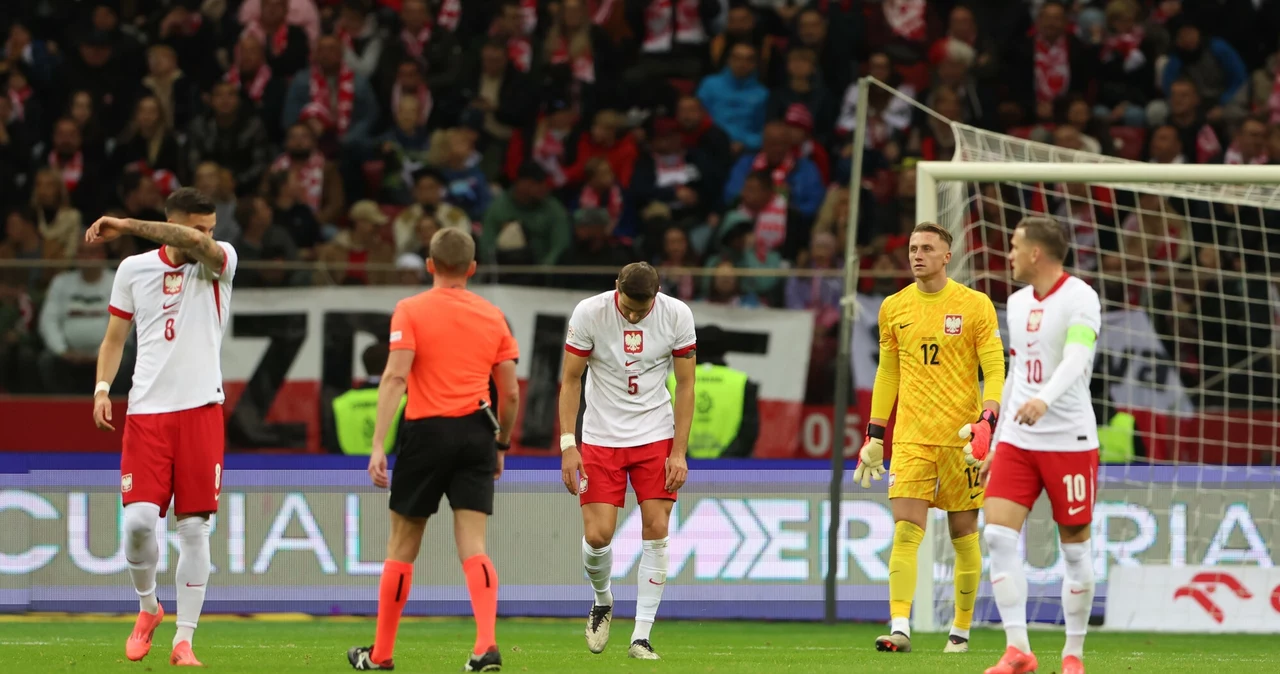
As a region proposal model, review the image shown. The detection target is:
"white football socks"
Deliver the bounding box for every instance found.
[174,516,212,647]
[985,525,1031,653]
[581,538,614,607]
[123,503,161,615]
[1060,540,1095,660]
[632,537,669,642]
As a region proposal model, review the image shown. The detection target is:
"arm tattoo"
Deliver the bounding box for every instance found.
[677,349,697,359]
[128,219,226,271]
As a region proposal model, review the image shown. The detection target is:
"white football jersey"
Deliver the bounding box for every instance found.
[108,244,238,415]
[996,274,1102,451]
[565,291,697,447]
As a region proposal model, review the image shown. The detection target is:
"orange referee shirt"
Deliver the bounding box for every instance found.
[388,288,520,420]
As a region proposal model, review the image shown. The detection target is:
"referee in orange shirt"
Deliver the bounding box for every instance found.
[347,228,520,673]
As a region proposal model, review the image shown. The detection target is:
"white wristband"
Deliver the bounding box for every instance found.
[560,433,577,452]
[94,381,111,396]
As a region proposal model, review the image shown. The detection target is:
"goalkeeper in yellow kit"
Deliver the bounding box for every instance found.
[852,223,1006,654]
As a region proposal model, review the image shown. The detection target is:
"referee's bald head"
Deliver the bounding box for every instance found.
[427,228,476,277]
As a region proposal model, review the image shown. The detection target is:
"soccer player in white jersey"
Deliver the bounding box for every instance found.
[977,218,1102,674]
[558,262,696,661]
[88,188,237,667]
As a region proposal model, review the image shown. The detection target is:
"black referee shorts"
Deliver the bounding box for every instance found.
[389,411,498,518]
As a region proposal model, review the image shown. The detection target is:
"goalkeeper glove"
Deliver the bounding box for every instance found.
[852,423,886,489]
[958,410,998,466]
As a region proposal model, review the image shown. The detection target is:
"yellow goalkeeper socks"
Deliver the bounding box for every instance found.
[888,521,924,628]
[951,532,982,636]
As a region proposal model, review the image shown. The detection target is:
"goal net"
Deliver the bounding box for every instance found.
[850,83,1280,633]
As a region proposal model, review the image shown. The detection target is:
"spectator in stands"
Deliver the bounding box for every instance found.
[0,94,30,208]
[188,82,272,196]
[577,158,626,235]
[1004,0,1097,126]
[3,20,57,88]
[707,211,784,301]
[336,0,384,80]
[767,46,835,143]
[268,123,346,227]
[376,0,462,102]
[0,268,37,393]
[624,0,717,93]
[935,4,998,83]
[5,63,42,139]
[724,121,824,223]
[1146,124,1186,163]
[837,52,915,158]
[1094,0,1156,128]
[226,33,289,143]
[631,116,717,223]
[111,96,187,194]
[46,118,105,218]
[0,208,47,292]
[505,96,577,189]
[863,0,941,69]
[240,0,313,79]
[781,104,831,184]
[235,195,300,288]
[434,128,492,221]
[63,90,107,159]
[141,44,198,133]
[675,94,732,177]
[455,40,536,152]
[29,168,82,260]
[38,242,113,393]
[791,8,855,102]
[193,162,241,243]
[704,258,761,307]
[562,109,639,189]
[396,253,428,285]
[710,5,772,76]
[724,167,809,262]
[117,172,167,230]
[481,162,571,267]
[392,168,471,257]
[698,42,768,153]
[1223,115,1269,164]
[1160,19,1248,127]
[556,208,635,290]
[284,34,380,156]
[265,169,323,258]
[1251,44,1280,124]
[59,28,134,137]
[541,0,620,117]
[654,225,698,302]
[931,39,985,127]
[153,0,219,87]
[318,200,395,285]
[1160,78,1226,162]
[486,0,538,74]
[385,58,435,134]
[785,231,843,335]
[374,89,433,204]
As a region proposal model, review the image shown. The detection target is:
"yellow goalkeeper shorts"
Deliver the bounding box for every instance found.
[887,442,984,512]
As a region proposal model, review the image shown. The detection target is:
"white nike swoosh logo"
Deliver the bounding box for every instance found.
[1068,506,1085,515]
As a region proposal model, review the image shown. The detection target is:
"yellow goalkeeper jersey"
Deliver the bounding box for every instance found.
[872,279,1006,447]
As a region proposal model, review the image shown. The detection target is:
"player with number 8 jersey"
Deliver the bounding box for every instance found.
[90,188,237,668]
[558,263,697,662]
[982,218,1103,674]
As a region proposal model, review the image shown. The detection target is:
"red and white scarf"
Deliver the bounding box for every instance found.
[400,25,432,61]
[520,0,538,35]
[746,152,794,260]
[125,161,181,196]
[549,36,595,83]
[226,63,273,103]
[243,21,289,57]
[1196,124,1223,163]
[6,85,31,122]
[271,151,326,211]
[49,151,84,192]
[642,0,707,52]
[654,153,694,188]
[579,184,623,222]
[752,151,795,190]
[884,0,927,41]
[301,65,356,137]
[1034,35,1070,103]
[1101,27,1145,72]
[437,0,462,31]
[533,127,568,187]
[1223,143,1268,165]
[392,84,432,127]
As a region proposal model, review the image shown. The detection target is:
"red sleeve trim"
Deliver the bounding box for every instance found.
[108,305,133,320]
[564,344,592,357]
[672,343,697,357]
[218,247,229,277]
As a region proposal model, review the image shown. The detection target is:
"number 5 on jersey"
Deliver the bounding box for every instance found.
[627,374,638,395]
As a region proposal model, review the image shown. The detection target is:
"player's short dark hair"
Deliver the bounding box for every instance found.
[430,227,475,275]
[1017,216,1070,262]
[911,222,954,248]
[617,262,660,303]
[165,187,216,217]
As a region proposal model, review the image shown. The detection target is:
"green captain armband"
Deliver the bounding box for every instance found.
[1065,325,1097,348]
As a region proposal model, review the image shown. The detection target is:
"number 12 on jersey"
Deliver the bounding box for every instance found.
[920,343,939,365]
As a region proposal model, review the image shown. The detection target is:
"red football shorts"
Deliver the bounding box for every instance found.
[986,441,1099,527]
[579,438,677,508]
[121,404,225,517]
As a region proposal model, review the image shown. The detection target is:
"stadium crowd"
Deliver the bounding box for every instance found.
[0,0,1277,407]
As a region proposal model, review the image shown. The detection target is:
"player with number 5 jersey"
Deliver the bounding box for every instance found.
[982,218,1103,674]
[90,188,237,668]
[558,263,697,662]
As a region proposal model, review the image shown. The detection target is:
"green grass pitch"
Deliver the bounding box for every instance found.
[1,615,1276,673]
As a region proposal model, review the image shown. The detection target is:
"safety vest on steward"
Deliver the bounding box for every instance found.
[665,364,748,459]
[332,388,407,455]
[1097,412,1136,464]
